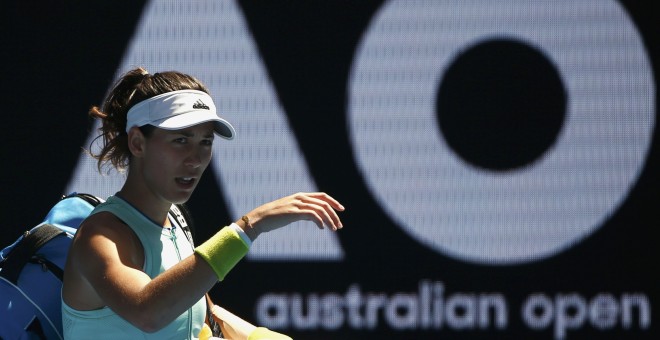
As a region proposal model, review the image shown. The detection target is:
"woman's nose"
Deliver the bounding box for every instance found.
[185,148,203,168]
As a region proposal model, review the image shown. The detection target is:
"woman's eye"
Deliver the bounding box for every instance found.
[174,137,187,144]
[202,139,214,146]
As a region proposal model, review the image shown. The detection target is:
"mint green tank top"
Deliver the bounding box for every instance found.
[62,195,206,339]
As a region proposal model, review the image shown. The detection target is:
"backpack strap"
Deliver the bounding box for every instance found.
[168,204,222,338]
[69,192,104,207]
[169,204,195,247]
[0,224,65,285]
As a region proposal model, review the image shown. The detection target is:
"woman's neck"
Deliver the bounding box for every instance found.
[118,178,172,228]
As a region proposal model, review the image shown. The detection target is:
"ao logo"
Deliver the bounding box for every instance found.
[67,0,654,265]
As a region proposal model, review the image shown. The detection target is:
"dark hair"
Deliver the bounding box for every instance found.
[89,67,209,172]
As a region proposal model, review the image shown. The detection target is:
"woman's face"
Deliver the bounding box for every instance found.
[139,122,215,204]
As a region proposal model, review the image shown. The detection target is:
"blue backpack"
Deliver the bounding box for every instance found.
[0,193,203,340]
[0,193,102,340]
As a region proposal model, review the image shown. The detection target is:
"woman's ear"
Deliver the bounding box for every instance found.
[127,126,146,157]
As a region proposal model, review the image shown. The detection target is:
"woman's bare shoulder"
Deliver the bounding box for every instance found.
[71,211,143,267]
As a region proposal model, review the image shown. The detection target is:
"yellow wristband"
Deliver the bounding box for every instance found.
[195,227,249,281]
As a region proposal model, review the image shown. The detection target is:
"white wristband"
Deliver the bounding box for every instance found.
[229,222,252,248]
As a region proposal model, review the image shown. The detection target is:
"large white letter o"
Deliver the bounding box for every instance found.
[348,0,655,264]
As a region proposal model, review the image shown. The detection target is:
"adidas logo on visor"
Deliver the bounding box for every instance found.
[193,99,210,110]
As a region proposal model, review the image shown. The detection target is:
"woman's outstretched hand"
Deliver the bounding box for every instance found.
[237,192,345,241]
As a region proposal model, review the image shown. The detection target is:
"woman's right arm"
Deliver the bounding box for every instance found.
[64,192,344,333]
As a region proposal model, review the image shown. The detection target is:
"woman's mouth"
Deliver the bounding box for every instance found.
[176,177,196,188]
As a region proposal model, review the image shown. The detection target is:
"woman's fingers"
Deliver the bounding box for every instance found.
[246,192,345,236]
[303,192,345,212]
[294,193,344,230]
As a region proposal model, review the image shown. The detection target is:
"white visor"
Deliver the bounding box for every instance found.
[125,89,235,139]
